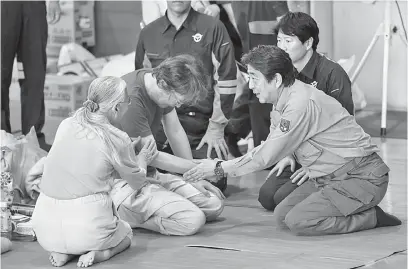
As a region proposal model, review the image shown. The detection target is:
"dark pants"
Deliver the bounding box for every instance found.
[248,100,272,146]
[258,162,302,211]
[226,83,272,147]
[274,153,389,235]
[1,1,47,135]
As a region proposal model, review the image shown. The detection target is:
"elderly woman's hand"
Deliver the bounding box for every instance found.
[131,137,158,166]
[139,138,158,165]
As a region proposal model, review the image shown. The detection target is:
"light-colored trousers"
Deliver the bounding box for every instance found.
[274,153,390,236]
[32,192,132,255]
[110,172,224,236]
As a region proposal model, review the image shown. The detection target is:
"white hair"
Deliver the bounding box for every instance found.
[71,76,128,166]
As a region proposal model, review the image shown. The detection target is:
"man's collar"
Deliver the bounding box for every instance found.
[162,8,198,34]
[275,86,290,111]
[299,50,319,80]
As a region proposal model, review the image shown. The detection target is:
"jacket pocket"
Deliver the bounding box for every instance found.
[295,141,322,167]
[322,179,378,216]
[347,154,390,179]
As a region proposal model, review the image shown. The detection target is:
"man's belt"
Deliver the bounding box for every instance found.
[318,156,364,181]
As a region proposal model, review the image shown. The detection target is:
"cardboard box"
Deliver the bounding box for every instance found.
[42,75,93,143]
[79,1,95,47]
[47,57,59,74]
[47,0,81,47]
[47,1,95,59]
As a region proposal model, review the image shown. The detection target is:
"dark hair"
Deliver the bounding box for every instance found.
[152,54,210,105]
[241,45,297,87]
[275,12,319,51]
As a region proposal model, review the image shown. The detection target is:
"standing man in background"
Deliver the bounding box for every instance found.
[226,1,290,154]
[1,0,61,151]
[135,1,237,192]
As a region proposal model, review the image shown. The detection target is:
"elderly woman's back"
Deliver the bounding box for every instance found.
[40,117,129,200]
[31,76,147,267]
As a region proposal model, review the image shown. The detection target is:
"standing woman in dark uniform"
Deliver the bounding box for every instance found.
[1,0,60,151]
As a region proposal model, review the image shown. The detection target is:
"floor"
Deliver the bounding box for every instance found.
[355,109,407,139]
[4,84,407,268]
[1,136,407,268]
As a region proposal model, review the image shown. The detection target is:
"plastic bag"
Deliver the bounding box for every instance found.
[57,42,95,67]
[100,52,135,78]
[0,128,47,204]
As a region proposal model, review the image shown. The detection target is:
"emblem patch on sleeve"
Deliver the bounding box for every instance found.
[280,118,290,133]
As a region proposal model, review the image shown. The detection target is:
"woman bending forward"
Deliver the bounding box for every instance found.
[32,77,157,267]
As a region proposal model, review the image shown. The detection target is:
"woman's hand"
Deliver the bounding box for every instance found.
[191,180,225,200]
[131,137,158,167]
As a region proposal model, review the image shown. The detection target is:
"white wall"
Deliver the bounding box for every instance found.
[332,1,407,111]
[310,1,334,58]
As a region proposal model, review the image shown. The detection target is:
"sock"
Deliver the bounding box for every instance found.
[374,206,402,228]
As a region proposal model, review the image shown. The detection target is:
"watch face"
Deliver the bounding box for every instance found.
[215,169,222,177]
[214,161,224,177]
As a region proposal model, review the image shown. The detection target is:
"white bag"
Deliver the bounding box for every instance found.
[0,128,47,204]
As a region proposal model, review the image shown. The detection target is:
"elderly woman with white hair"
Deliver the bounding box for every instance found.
[32,76,157,267]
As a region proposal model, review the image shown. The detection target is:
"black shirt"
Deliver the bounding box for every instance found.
[135,8,237,118]
[297,51,354,115]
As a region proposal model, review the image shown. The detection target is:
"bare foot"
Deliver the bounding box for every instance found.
[49,252,76,267]
[77,250,110,268]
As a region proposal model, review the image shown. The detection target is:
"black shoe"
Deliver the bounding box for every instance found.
[210,176,227,193]
[374,206,402,228]
[37,133,52,152]
[226,134,242,158]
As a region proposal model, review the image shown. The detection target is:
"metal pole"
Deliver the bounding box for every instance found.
[350,25,381,83]
[380,0,391,137]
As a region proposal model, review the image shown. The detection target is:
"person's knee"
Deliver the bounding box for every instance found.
[178,210,206,236]
[203,195,225,222]
[273,186,292,206]
[121,220,134,240]
[284,209,311,236]
[258,183,277,211]
[274,203,290,229]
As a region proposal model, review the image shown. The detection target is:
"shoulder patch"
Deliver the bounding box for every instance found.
[280,118,290,133]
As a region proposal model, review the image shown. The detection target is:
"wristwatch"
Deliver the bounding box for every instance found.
[214,160,225,178]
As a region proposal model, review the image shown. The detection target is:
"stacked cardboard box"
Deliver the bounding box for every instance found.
[42,75,94,144]
[46,0,95,72]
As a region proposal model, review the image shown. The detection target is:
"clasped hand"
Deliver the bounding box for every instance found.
[183,159,218,183]
[131,137,158,167]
